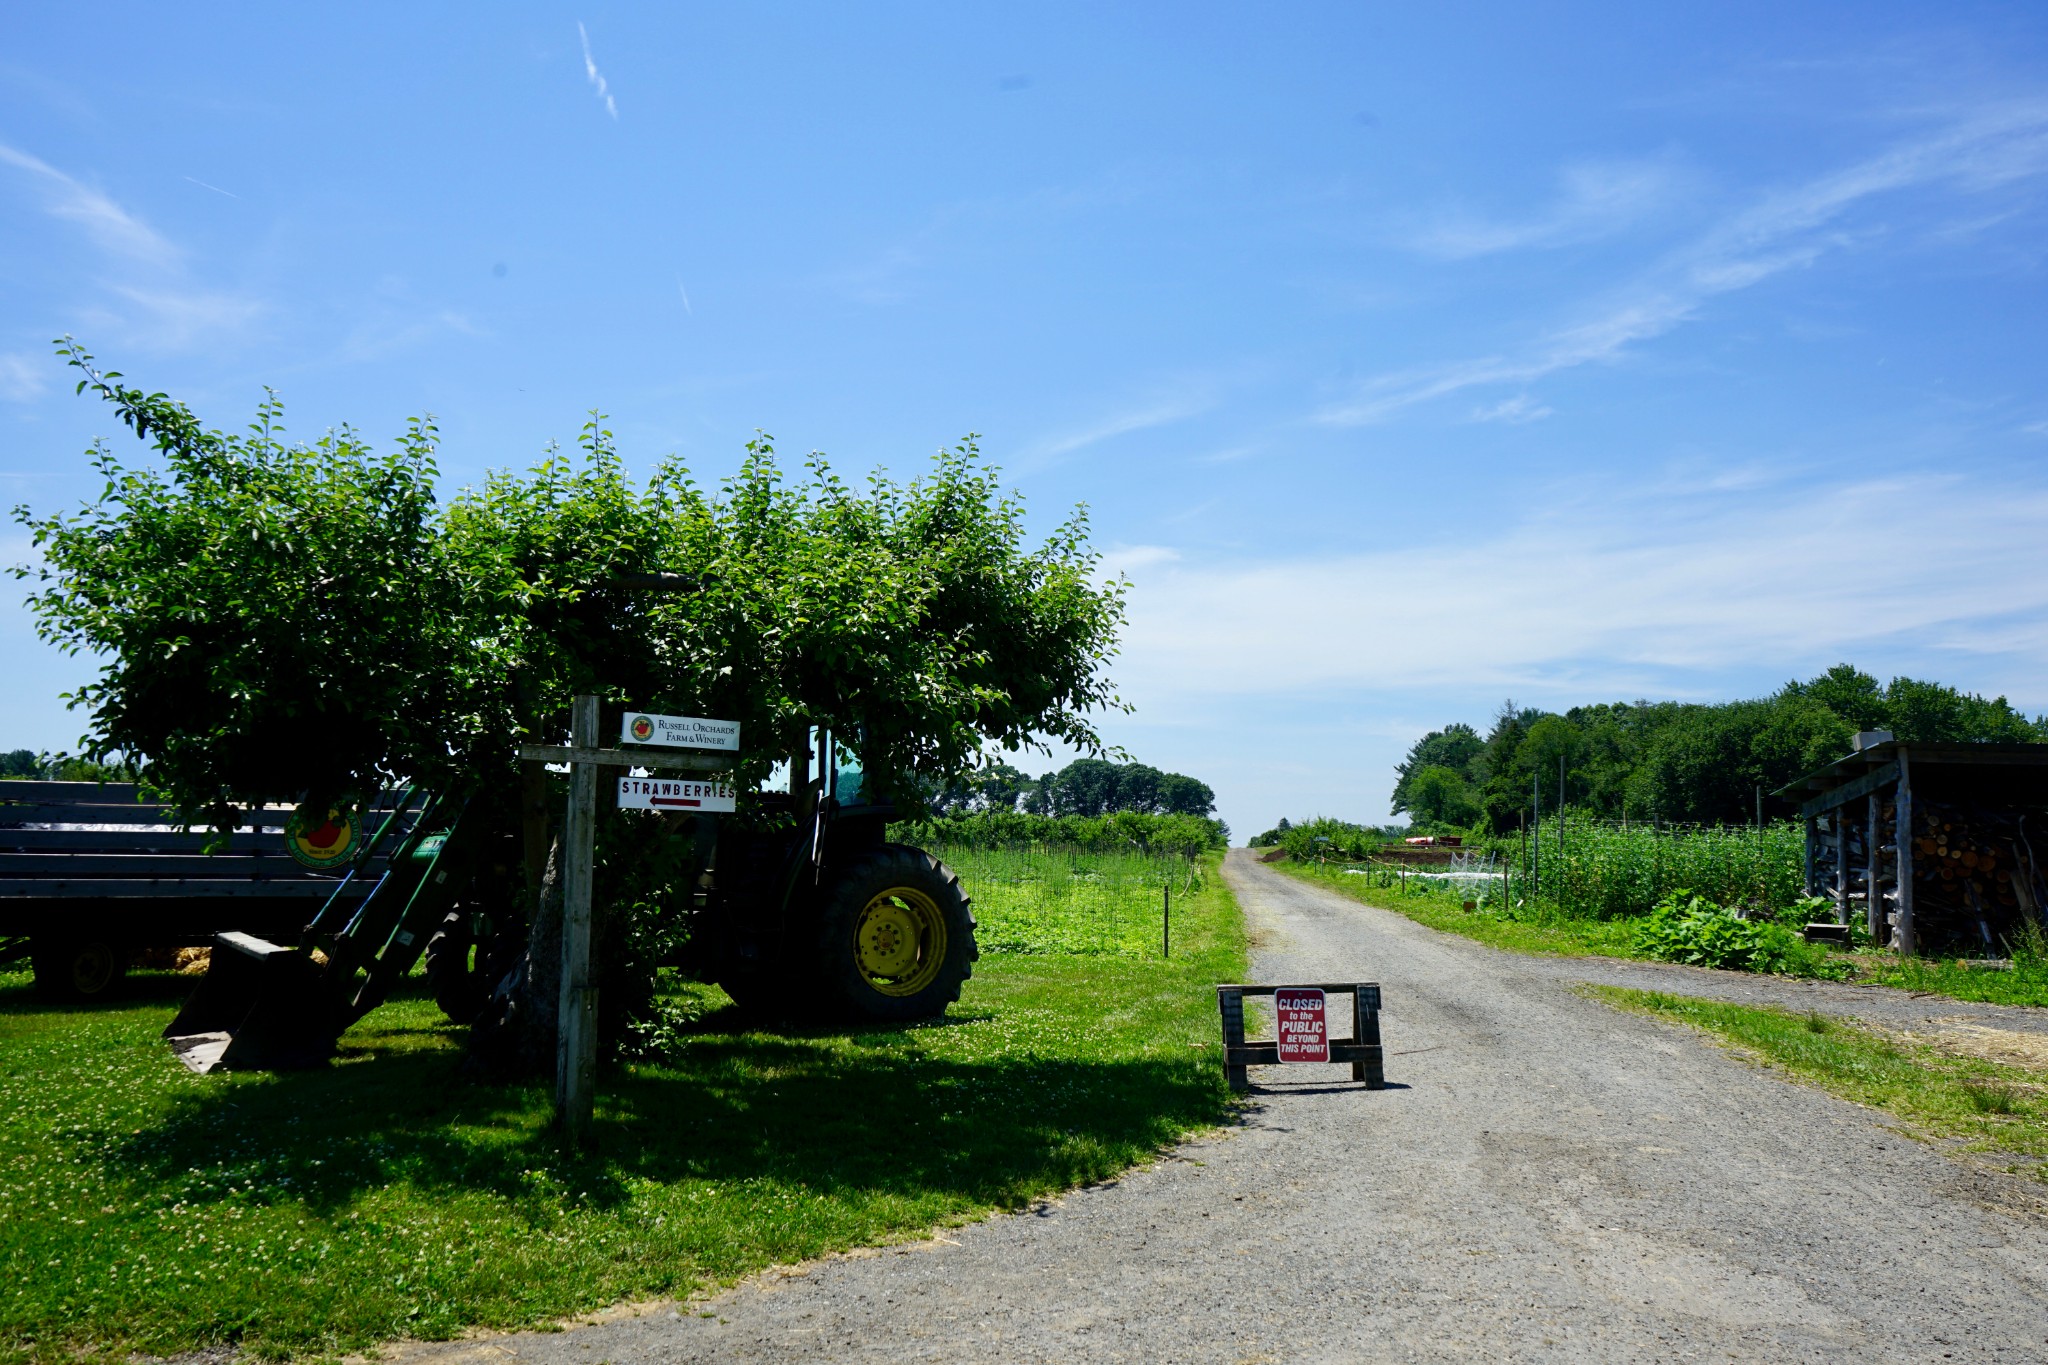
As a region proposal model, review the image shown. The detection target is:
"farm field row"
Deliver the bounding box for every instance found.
[0,850,1244,1364]
[1275,858,2048,1009]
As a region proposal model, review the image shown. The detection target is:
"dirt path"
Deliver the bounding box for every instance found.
[392,850,2048,1363]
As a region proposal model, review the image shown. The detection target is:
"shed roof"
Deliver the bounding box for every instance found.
[1774,740,2048,818]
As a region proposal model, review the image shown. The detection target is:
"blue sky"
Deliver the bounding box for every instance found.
[5,3,2048,839]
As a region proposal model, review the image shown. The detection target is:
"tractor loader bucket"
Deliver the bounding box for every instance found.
[162,932,341,1073]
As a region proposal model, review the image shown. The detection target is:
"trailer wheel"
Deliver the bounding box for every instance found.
[31,935,128,1003]
[424,910,515,1025]
[814,844,976,1022]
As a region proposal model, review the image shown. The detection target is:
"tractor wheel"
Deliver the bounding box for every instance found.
[814,844,977,1022]
[424,910,516,1025]
[31,934,128,1003]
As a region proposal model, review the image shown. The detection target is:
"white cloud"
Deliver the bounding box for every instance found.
[1322,98,2048,426]
[1403,157,1684,260]
[578,23,619,120]
[0,353,46,402]
[1470,394,1552,425]
[0,142,178,265]
[1097,544,1180,578]
[93,285,266,353]
[1021,393,1213,468]
[1111,468,2048,704]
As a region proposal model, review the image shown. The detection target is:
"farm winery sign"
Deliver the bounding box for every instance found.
[620,712,741,751]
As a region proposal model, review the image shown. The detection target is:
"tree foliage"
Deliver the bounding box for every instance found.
[1382,666,2047,833]
[12,347,1130,825]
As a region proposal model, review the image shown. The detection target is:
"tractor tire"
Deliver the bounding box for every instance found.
[31,933,128,1003]
[813,844,977,1023]
[424,910,516,1025]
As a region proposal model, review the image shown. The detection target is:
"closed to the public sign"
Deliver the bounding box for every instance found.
[617,777,737,812]
[1274,987,1329,1063]
[620,713,741,751]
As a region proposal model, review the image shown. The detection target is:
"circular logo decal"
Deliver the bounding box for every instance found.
[630,715,655,741]
[286,799,362,870]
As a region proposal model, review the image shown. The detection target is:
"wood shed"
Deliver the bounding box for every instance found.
[1775,735,2048,955]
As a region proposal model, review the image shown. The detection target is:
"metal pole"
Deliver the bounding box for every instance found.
[1531,772,1540,895]
[556,693,600,1143]
[1163,883,1170,959]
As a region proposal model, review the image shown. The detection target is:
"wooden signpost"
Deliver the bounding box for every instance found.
[517,698,739,1141]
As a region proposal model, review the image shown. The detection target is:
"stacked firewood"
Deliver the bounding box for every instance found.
[1908,801,2048,950]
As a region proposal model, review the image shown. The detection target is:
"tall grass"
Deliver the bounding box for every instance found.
[928,842,1195,958]
[1477,813,1804,920]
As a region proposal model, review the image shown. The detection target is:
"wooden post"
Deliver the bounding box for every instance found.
[556,694,601,1143]
[1843,810,1859,929]
[1894,749,1915,954]
[1803,815,1816,897]
[1162,883,1170,959]
[1352,983,1384,1089]
[1865,792,1881,947]
[1217,987,1248,1092]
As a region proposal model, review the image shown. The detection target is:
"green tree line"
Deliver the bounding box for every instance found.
[1392,665,2047,833]
[926,757,1216,819]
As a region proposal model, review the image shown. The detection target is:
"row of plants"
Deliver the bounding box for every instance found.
[896,808,1227,856]
[928,842,1195,958]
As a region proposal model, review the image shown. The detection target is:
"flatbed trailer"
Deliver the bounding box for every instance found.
[0,780,412,1000]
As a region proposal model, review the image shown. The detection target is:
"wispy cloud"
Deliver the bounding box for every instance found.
[578,23,619,120]
[0,142,177,265]
[1402,157,1685,259]
[0,141,265,354]
[1024,394,1213,468]
[0,352,46,403]
[182,175,239,200]
[1470,394,1553,424]
[1112,466,2048,703]
[1322,99,2048,426]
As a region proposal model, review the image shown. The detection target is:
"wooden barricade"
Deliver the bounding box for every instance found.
[1215,982,1384,1092]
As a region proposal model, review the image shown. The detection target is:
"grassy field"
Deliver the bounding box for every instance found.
[930,842,1198,958]
[0,851,1244,1363]
[1276,858,2048,1006]
[1590,986,2048,1179]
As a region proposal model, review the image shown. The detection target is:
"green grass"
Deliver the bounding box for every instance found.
[0,853,1245,1363]
[930,842,1197,958]
[1588,986,2048,1176]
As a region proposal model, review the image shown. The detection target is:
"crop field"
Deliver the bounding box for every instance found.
[931,843,1198,958]
[0,849,1244,1364]
[1475,815,1805,919]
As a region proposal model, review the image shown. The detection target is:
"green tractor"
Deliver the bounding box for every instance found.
[164,726,978,1072]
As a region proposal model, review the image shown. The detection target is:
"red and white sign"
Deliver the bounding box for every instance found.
[1274,987,1329,1063]
[617,777,737,813]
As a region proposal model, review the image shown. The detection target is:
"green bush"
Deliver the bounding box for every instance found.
[1633,890,1847,979]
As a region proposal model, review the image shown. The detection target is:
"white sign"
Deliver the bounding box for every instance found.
[620,713,741,751]
[617,777,737,813]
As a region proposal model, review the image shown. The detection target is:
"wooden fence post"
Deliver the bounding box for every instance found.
[1217,987,1248,1092]
[556,694,600,1142]
[1352,983,1384,1089]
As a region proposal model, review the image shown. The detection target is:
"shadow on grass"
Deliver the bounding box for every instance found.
[98,1001,1227,1223]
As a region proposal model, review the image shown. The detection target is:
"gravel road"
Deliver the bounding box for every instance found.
[391,850,2048,1364]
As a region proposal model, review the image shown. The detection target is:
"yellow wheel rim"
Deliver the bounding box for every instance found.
[854,886,949,997]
